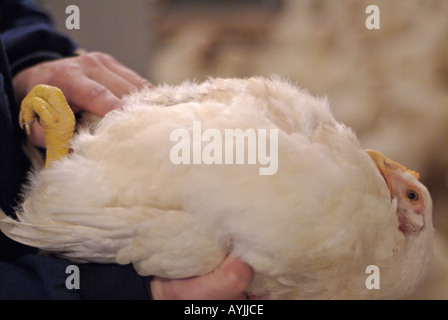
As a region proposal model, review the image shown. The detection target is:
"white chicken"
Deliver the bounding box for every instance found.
[0,77,434,299]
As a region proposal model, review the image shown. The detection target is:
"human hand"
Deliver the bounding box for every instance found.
[12,52,151,147]
[148,256,254,300]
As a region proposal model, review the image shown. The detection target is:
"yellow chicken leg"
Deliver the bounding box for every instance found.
[19,85,75,167]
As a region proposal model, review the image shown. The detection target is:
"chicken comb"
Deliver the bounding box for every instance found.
[385,158,420,180]
[405,169,420,180]
[384,155,420,180]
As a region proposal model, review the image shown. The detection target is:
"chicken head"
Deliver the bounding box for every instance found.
[366,150,433,235]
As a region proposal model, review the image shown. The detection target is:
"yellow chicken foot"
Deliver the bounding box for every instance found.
[19,85,75,167]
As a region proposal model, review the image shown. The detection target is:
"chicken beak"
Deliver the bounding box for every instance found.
[365,150,420,190]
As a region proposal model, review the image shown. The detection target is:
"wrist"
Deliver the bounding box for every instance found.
[10,51,63,78]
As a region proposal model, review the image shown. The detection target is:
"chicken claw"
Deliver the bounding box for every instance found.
[19,84,75,167]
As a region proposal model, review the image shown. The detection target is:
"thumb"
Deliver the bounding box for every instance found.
[150,256,254,300]
[197,255,254,300]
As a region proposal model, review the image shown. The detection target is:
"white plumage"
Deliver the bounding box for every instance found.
[0,77,434,299]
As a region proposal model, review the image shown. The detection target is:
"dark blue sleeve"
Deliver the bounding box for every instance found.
[0,254,80,299]
[0,0,78,76]
[0,254,151,300]
[78,263,152,300]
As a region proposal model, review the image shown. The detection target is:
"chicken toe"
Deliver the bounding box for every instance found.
[19,84,75,167]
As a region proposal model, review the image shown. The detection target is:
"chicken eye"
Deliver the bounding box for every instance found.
[406,190,419,201]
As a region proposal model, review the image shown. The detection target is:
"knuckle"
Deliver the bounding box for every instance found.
[79,52,102,66]
[85,84,108,101]
[84,51,113,64]
[225,266,253,293]
[48,64,78,84]
[97,52,115,63]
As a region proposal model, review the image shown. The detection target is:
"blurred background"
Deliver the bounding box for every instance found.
[37,0,448,299]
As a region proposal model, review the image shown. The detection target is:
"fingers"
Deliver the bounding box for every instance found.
[150,256,254,300]
[77,52,151,98]
[54,53,150,116]
[57,73,125,116]
[186,256,253,300]
[13,52,152,118]
[91,52,152,89]
[216,255,254,299]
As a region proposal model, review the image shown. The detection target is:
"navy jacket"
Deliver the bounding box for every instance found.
[0,0,149,299]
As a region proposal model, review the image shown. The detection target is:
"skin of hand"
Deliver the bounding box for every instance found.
[149,255,254,300]
[12,51,152,148]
